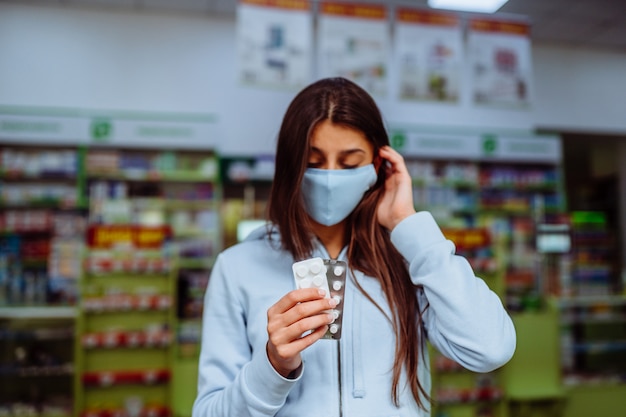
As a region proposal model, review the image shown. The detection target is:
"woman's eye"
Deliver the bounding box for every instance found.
[307,161,322,168]
[342,164,358,169]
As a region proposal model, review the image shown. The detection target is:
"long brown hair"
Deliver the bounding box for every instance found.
[267,77,429,408]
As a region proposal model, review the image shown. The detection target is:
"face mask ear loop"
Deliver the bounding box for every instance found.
[372,159,384,189]
[373,154,383,174]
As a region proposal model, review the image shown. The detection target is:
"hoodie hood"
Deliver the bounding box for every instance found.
[242,222,284,245]
[243,222,335,261]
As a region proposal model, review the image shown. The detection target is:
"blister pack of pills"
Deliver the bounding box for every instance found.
[292,257,347,340]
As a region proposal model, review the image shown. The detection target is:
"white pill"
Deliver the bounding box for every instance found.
[309,262,322,274]
[333,266,344,276]
[332,281,343,291]
[333,295,342,304]
[312,274,326,287]
[296,265,308,278]
[299,278,312,288]
[329,324,339,334]
[332,310,340,319]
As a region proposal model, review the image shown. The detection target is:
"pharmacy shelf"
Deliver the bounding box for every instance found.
[0,306,77,319]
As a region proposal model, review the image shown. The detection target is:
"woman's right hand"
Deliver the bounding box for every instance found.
[266,288,337,378]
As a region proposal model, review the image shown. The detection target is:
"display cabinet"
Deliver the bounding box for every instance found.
[0,144,85,414]
[557,294,626,386]
[219,155,273,249]
[82,147,221,417]
[395,131,566,417]
[552,211,626,388]
[406,157,564,312]
[430,226,506,417]
[0,144,85,308]
[431,351,505,417]
[75,224,175,417]
[567,211,619,297]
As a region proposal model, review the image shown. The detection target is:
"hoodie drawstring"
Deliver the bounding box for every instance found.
[351,270,366,398]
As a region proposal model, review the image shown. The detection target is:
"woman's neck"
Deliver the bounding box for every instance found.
[313,222,346,259]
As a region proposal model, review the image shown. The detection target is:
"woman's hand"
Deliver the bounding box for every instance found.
[266,288,337,378]
[376,146,416,231]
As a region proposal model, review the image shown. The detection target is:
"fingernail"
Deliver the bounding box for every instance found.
[329,298,338,307]
[318,289,326,296]
[327,313,335,323]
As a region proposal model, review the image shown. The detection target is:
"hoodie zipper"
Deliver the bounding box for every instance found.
[316,242,346,417]
[337,341,343,417]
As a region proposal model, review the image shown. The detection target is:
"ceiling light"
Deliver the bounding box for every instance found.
[428,0,509,14]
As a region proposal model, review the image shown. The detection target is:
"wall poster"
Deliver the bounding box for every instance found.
[395,8,463,103]
[468,18,533,108]
[236,0,313,89]
[317,1,389,96]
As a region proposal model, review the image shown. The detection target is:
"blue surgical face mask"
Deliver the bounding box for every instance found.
[301,164,378,226]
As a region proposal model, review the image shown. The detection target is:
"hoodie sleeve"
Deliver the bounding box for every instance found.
[390,212,516,372]
[192,254,301,417]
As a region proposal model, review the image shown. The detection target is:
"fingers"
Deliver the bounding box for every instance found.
[266,291,335,375]
[270,311,334,346]
[266,323,328,376]
[267,289,336,343]
[270,287,328,315]
[379,146,409,176]
[379,146,404,165]
[278,325,329,355]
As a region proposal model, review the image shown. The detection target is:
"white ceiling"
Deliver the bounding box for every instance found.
[5,0,626,52]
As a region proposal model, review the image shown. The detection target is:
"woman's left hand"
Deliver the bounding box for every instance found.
[376,146,416,231]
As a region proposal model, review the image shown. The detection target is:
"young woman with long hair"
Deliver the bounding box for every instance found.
[193,77,515,417]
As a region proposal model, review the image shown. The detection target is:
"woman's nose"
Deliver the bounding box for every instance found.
[324,160,340,170]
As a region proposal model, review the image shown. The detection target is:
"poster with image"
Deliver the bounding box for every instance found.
[468,18,533,108]
[395,8,463,102]
[317,1,389,96]
[237,0,313,89]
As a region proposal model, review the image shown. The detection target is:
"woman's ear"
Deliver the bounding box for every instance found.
[374,154,384,173]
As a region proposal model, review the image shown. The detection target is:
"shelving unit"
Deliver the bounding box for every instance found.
[407,157,564,310]
[549,211,626,396]
[431,351,505,417]
[556,295,626,386]
[567,211,619,296]
[1,144,85,308]
[0,142,221,416]
[75,225,176,417]
[0,144,86,414]
[82,147,221,417]
[0,103,222,416]
[431,226,506,417]
[219,155,273,249]
[394,131,565,417]
[479,162,564,312]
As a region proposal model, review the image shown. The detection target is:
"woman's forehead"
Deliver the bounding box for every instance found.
[309,120,372,152]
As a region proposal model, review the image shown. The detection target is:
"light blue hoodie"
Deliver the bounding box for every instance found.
[193,211,516,417]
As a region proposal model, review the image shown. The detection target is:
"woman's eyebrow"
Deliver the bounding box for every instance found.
[308,147,366,156]
[339,149,366,156]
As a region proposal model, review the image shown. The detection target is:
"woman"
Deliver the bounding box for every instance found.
[192,77,516,417]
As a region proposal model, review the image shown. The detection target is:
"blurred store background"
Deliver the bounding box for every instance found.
[1,0,626,416]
